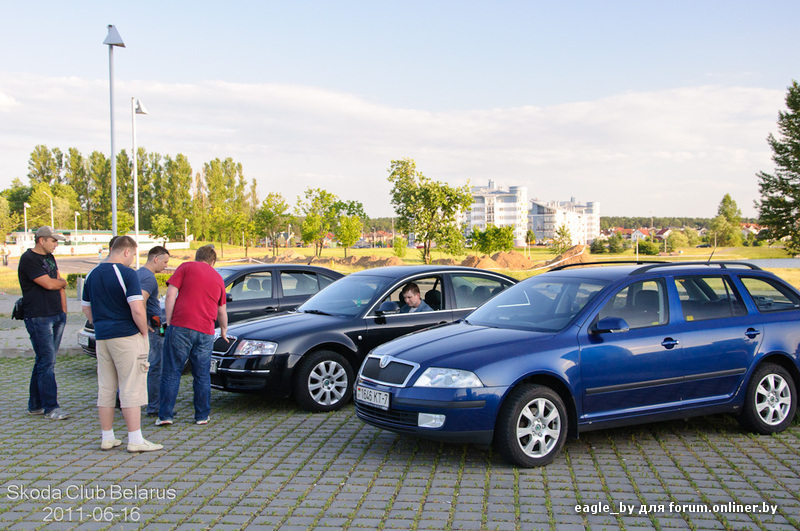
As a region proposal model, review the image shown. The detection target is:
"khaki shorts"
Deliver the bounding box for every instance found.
[96,333,150,408]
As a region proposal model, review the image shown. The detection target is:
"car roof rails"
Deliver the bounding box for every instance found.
[630,261,763,275]
[549,260,664,272]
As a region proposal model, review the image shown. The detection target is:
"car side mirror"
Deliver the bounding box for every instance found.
[593,317,630,334]
[226,293,233,303]
[376,301,400,316]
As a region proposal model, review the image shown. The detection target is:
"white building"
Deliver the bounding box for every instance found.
[463,180,529,247]
[528,197,601,245]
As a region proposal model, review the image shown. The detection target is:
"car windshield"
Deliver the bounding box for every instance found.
[215,267,239,283]
[466,275,608,332]
[298,274,392,317]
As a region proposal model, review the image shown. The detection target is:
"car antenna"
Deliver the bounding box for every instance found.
[707,244,717,264]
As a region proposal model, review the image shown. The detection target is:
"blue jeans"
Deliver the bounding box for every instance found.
[25,313,67,413]
[146,329,164,415]
[159,325,213,422]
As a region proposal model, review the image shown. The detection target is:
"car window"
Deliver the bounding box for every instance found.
[467,276,606,332]
[597,279,668,329]
[739,276,800,313]
[675,276,746,321]
[299,274,391,316]
[282,271,321,297]
[381,276,443,312]
[227,272,272,301]
[319,274,337,290]
[451,274,511,309]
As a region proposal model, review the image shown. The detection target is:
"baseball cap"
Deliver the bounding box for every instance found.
[36,226,66,241]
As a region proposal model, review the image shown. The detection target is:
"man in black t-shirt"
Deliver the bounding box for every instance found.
[18,226,69,420]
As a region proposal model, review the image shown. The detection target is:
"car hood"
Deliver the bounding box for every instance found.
[370,321,554,369]
[226,311,344,341]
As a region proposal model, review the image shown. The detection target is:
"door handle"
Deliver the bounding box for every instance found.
[661,338,679,349]
[745,328,760,339]
[264,307,278,313]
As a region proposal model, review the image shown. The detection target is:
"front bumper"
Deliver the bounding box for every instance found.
[354,377,506,444]
[77,328,96,357]
[210,339,293,396]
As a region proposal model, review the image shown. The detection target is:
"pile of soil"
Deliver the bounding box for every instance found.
[460,255,481,268]
[543,245,589,268]
[491,251,535,269]
[432,258,458,265]
[460,254,502,269]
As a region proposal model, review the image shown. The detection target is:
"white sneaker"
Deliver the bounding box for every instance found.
[127,439,163,453]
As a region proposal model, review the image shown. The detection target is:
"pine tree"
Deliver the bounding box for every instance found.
[757,80,800,255]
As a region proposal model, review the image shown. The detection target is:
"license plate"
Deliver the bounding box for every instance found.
[78,335,89,347]
[210,358,218,374]
[356,386,390,410]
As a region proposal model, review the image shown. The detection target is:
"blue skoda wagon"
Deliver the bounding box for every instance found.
[355,261,800,467]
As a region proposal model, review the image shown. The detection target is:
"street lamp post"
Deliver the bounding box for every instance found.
[24,202,30,233]
[184,218,188,242]
[42,191,54,228]
[104,24,125,236]
[131,97,148,268]
[75,212,80,246]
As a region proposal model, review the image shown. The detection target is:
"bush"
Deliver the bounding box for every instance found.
[66,273,86,290]
[393,237,408,259]
[637,240,660,256]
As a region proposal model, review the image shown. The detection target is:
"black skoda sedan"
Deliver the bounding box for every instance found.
[210,265,516,411]
[78,263,343,356]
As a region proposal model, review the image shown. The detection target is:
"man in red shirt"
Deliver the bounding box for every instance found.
[157,245,228,426]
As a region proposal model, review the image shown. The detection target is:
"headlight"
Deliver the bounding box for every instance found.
[413,368,483,388]
[233,340,278,357]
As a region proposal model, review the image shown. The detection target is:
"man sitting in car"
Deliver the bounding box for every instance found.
[399,283,432,313]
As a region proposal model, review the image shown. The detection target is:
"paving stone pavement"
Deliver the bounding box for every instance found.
[0,353,798,530]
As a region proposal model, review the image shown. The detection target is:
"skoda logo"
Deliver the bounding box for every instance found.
[379,355,391,369]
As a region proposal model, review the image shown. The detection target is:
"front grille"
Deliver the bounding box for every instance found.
[213,336,237,355]
[356,402,418,428]
[361,357,415,385]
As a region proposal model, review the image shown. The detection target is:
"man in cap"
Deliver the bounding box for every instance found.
[18,226,69,420]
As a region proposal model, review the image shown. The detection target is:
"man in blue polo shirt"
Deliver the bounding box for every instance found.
[82,236,163,453]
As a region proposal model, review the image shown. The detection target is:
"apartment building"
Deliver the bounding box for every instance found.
[528,197,601,245]
[463,180,529,247]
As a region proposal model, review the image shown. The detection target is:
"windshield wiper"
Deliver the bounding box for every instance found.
[303,309,332,316]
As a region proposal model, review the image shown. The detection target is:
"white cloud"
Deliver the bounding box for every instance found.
[0,73,783,217]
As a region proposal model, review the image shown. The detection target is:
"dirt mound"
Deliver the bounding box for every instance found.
[543,245,589,268]
[491,251,535,269]
[432,258,458,265]
[461,255,481,267]
[272,250,307,263]
[474,256,501,269]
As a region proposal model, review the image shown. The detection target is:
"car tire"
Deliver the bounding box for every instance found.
[293,350,354,412]
[738,363,796,434]
[494,384,567,467]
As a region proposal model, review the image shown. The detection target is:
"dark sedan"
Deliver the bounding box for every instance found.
[210,266,516,411]
[78,263,343,356]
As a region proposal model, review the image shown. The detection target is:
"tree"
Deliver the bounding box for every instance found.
[708,194,743,247]
[526,229,536,246]
[472,225,514,255]
[393,236,408,258]
[295,188,343,257]
[607,233,624,254]
[590,239,606,254]
[387,158,472,264]
[552,224,573,254]
[0,197,16,237]
[437,224,467,258]
[667,231,689,251]
[150,214,174,243]
[27,145,63,185]
[255,193,292,256]
[336,215,363,258]
[757,80,800,255]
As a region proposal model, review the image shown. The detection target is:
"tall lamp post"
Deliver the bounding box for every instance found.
[104,24,125,236]
[24,202,30,233]
[42,191,55,228]
[74,211,80,246]
[131,97,148,268]
[184,218,188,242]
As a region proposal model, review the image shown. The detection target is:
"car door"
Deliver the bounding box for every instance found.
[578,278,683,421]
[669,275,761,405]
[362,275,452,354]
[225,271,280,323]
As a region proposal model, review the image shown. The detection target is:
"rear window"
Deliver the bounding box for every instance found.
[739,276,800,313]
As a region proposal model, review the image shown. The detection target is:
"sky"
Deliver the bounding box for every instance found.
[1,1,798,219]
